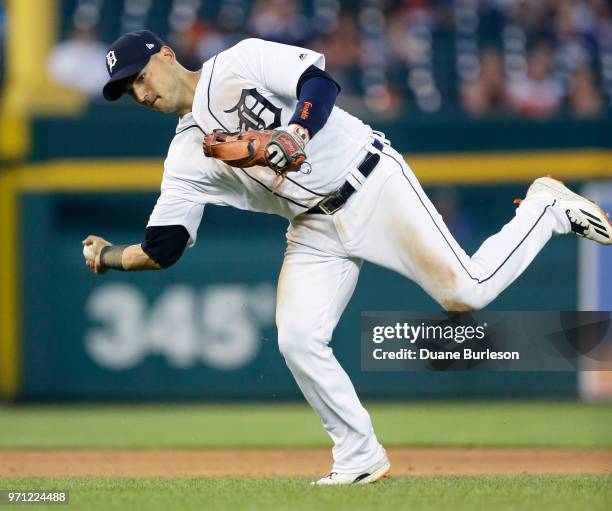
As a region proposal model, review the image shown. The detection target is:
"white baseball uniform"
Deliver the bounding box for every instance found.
[147,38,571,473]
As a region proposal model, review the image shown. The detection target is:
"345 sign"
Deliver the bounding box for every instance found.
[84,282,275,370]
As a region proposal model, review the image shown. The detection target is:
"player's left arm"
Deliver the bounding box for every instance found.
[285,65,341,143]
[266,66,341,171]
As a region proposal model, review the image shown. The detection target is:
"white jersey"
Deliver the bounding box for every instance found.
[147,38,377,245]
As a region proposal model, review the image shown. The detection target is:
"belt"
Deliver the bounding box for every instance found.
[306,138,384,215]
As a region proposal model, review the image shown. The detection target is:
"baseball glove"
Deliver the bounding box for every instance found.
[203,129,306,175]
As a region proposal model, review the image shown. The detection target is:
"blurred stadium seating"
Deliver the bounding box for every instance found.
[45,0,612,118]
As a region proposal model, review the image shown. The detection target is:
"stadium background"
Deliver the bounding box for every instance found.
[1,0,611,401]
[0,1,610,509]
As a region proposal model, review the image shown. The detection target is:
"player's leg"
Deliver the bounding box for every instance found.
[276,217,387,475]
[337,145,575,310]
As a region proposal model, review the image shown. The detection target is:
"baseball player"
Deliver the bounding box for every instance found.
[84,30,612,485]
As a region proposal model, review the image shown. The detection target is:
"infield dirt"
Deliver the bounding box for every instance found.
[1,448,610,478]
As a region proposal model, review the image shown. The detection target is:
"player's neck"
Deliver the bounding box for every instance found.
[176,68,202,118]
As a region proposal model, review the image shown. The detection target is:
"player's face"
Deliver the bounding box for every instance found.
[126,51,181,113]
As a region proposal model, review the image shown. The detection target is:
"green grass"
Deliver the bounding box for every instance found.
[1,402,610,510]
[0,476,609,511]
[0,401,611,448]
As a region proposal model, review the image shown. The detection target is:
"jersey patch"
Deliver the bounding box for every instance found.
[224,88,282,131]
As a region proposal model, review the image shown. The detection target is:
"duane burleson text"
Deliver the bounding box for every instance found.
[372,348,520,360]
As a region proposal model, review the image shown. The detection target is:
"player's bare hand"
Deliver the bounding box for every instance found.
[82,235,112,275]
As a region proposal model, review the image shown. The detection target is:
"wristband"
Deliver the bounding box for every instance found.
[288,124,310,148]
[100,245,127,271]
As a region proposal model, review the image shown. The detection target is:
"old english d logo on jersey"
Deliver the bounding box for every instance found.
[224,89,282,131]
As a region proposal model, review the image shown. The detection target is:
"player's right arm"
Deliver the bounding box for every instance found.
[83,194,203,275]
[82,236,159,275]
[82,225,190,275]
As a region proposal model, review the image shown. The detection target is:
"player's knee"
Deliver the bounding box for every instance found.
[440,298,479,312]
[277,333,295,359]
[277,324,311,360]
[277,318,327,362]
[439,288,488,312]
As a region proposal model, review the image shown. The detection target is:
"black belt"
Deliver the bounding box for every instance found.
[306,138,383,215]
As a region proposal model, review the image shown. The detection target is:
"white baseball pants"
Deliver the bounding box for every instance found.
[275,142,570,473]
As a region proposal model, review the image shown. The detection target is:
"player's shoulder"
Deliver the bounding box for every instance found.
[231,37,267,50]
[206,38,260,68]
[202,39,271,81]
[222,37,274,59]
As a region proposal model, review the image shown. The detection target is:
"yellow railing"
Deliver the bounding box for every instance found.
[0,0,87,160]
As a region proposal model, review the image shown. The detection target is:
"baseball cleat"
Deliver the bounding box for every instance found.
[519,176,612,245]
[312,456,390,485]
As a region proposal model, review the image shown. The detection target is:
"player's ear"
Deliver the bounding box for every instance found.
[159,46,176,65]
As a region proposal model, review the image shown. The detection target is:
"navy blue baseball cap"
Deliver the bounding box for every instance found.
[103,30,165,101]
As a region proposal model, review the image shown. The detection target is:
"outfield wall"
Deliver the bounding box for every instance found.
[0,162,587,401]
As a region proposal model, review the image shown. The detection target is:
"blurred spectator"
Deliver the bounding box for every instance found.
[364,84,405,119]
[195,22,234,62]
[47,28,108,98]
[591,0,612,39]
[554,0,598,83]
[311,13,361,97]
[567,65,604,117]
[461,48,507,116]
[169,21,206,71]
[506,42,564,118]
[248,0,314,46]
[169,21,231,71]
[387,0,437,67]
[313,13,360,74]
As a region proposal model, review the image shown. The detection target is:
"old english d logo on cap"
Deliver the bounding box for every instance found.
[106,50,117,74]
[102,30,164,101]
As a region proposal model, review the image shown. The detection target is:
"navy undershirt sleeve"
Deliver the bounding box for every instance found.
[141,225,190,269]
[289,66,340,138]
